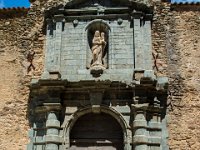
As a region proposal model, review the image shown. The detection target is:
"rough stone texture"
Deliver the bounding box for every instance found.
[167,6,200,150]
[0,12,31,150]
[153,3,200,150]
[0,0,199,150]
[0,5,45,150]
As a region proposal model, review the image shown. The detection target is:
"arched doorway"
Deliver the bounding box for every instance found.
[69,113,124,150]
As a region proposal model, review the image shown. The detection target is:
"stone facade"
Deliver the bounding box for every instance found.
[0,0,199,150]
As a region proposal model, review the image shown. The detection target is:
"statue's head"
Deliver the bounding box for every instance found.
[94,30,100,37]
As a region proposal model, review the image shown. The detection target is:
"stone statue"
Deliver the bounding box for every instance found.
[91,30,106,67]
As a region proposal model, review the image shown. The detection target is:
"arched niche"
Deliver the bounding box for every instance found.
[63,106,131,150]
[85,19,111,69]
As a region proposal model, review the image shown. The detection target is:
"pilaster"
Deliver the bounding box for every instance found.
[132,11,143,70]
[43,14,65,79]
[45,112,60,150]
[132,12,153,71]
[143,14,153,70]
[132,103,149,150]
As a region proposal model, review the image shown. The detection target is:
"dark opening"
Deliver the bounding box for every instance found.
[70,113,124,150]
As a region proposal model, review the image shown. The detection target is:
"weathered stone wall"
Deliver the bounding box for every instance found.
[0,10,31,149]
[153,3,200,150]
[0,5,45,150]
[0,1,71,149]
[167,6,200,150]
[0,0,199,150]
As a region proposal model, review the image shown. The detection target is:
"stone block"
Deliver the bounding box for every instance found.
[45,135,61,143]
[149,122,161,130]
[65,107,78,114]
[26,142,33,150]
[36,145,44,150]
[148,136,161,145]
[157,77,168,90]
[78,75,87,80]
[143,70,155,79]
[77,69,90,75]
[133,120,147,128]
[35,136,45,143]
[46,128,59,135]
[112,105,130,114]
[134,128,147,136]
[46,144,59,150]
[46,120,60,128]
[90,92,103,105]
[133,135,148,144]
[28,128,34,138]
[49,72,61,80]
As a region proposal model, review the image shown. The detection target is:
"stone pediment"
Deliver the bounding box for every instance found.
[65,0,153,8]
[65,0,131,8]
[44,0,153,18]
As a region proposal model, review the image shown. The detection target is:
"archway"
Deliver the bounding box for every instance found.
[69,113,124,150]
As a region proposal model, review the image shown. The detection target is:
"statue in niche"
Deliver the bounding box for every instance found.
[91,30,107,67]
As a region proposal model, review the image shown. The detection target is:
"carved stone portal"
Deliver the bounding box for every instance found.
[90,30,107,76]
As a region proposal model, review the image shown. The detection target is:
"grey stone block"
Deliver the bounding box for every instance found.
[45,135,61,143]
[133,120,147,128]
[35,136,44,143]
[28,128,34,138]
[112,105,130,114]
[149,122,161,130]
[157,77,168,90]
[77,69,90,75]
[133,135,148,144]
[47,128,59,135]
[27,142,33,150]
[135,129,148,136]
[46,120,60,128]
[148,136,161,144]
[35,145,44,150]
[46,144,59,150]
[143,70,156,80]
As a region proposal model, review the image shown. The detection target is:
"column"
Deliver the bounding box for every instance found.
[149,112,162,150]
[132,104,148,150]
[45,112,60,150]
